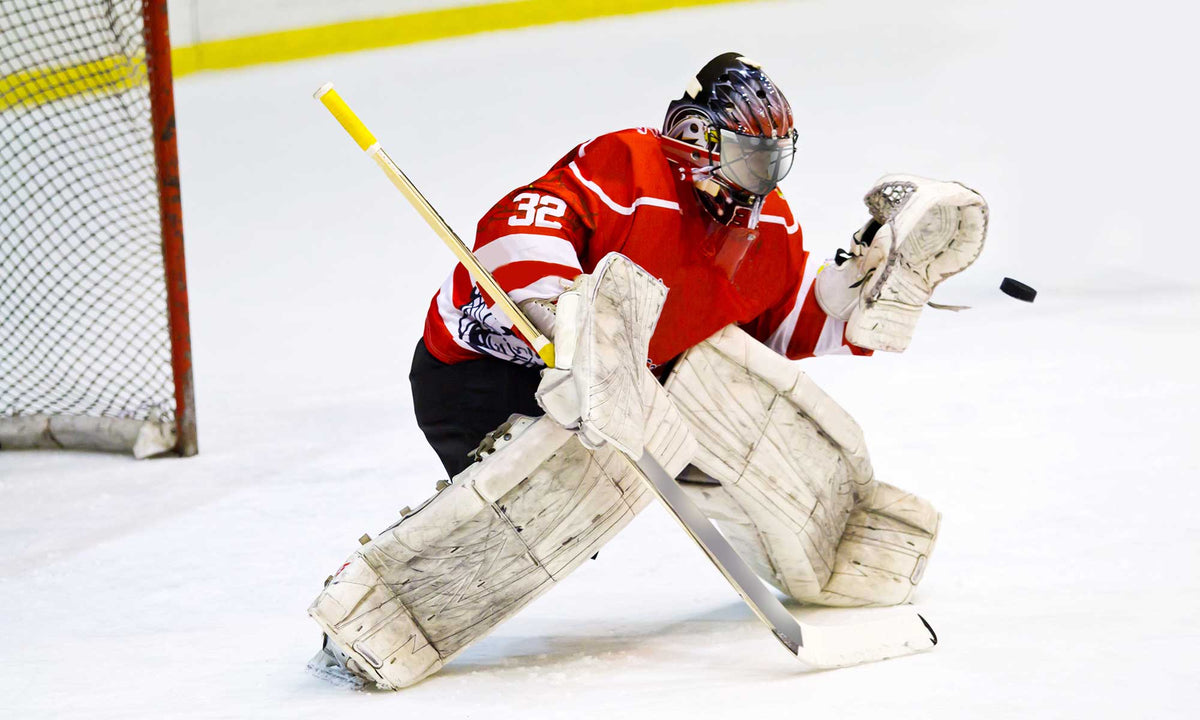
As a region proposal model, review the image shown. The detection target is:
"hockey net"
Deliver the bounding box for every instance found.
[0,0,196,458]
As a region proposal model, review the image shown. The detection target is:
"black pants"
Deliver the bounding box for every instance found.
[409,339,544,478]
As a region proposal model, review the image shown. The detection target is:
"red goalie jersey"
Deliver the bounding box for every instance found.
[423,128,867,369]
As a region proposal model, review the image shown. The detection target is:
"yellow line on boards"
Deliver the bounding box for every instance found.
[0,54,147,113]
[171,0,757,77]
[0,0,754,112]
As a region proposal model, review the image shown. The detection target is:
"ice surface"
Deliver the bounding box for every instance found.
[2,0,1197,717]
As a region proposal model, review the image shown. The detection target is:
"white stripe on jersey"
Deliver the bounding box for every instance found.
[438,233,579,347]
[759,213,800,234]
[509,275,576,304]
[434,272,475,352]
[568,161,681,216]
[474,233,583,273]
[436,273,516,330]
[765,257,821,355]
[814,317,852,356]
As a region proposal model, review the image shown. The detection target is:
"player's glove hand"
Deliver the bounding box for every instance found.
[534,253,668,456]
[517,297,559,341]
[816,175,987,352]
[534,286,609,449]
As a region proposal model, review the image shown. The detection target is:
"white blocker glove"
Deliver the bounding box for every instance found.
[534,253,668,456]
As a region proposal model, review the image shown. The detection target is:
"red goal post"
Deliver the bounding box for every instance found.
[0,0,197,458]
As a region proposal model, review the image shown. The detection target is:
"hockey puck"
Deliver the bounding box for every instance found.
[1000,277,1036,302]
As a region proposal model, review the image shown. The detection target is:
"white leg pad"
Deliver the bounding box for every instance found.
[813,481,940,607]
[308,416,660,689]
[666,325,939,606]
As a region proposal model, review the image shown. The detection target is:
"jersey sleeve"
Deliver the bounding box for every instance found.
[427,137,618,365]
[470,187,589,306]
[452,130,659,311]
[465,131,646,306]
[741,197,873,360]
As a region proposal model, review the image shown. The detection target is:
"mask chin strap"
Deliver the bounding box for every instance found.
[747,194,764,229]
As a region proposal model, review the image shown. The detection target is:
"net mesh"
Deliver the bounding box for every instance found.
[1,0,177,427]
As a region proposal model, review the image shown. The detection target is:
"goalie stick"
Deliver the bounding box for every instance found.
[637,452,936,668]
[313,83,938,670]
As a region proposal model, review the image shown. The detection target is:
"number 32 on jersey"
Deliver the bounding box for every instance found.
[508,192,567,229]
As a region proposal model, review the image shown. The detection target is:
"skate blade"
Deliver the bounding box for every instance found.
[794,607,937,669]
[306,654,366,690]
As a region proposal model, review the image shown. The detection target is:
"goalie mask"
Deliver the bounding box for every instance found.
[662,52,797,226]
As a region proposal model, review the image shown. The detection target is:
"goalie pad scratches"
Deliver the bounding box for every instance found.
[308,413,694,689]
[309,257,940,688]
[309,418,647,689]
[666,325,940,607]
[536,252,672,457]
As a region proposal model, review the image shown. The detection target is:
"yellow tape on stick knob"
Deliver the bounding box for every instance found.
[313,81,556,368]
[313,82,377,152]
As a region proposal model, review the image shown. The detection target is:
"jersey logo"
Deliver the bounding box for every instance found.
[457,287,539,367]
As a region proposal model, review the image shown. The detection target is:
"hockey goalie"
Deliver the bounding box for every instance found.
[308,53,987,689]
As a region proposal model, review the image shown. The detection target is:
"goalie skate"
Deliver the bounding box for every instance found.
[305,635,365,690]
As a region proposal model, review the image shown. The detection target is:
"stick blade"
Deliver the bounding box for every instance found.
[795,609,937,669]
